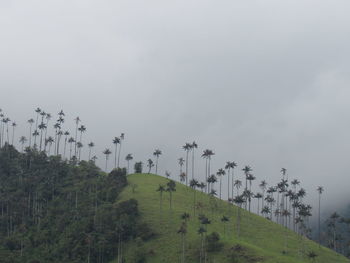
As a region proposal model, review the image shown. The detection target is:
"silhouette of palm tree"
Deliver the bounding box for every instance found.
[103,148,112,172]
[153,149,162,174]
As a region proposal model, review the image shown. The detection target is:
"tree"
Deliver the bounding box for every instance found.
[27,118,34,148]
[191,141,198,180]
[19,136,27,152]
[234,180,242,195]
[156,185,166,212]
[259,180,268,211]
[46,136,54,155]
[202,149,215,193]
[103,148,112,172]
[77,142,83,161]
[153,149,162,174]
[182,143,191,186]
[68,137,75,159]
[254,193,263,215]
[63,131,70,158]
[178,157,185,175]
[77,125,86,158]
[166,180,176,210]
[147,159,154,174]
[11,122,17,146]
[221,216,229,236]
[74,116,81,157]
[118,133,125,167]
[198,226,207,263]
[242,165,252,192]
[177,222,187,263]
[113,137,120,169]
[216,168,225,199]
[134,162,143,173]
[125,153,133,174]
[261,206,271,219]
[88,142,95,161]
[317,186,324,246]
[233,195,245,237]
[190,179,199,214]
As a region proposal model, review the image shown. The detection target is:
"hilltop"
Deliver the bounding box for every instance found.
[114,173,349,263]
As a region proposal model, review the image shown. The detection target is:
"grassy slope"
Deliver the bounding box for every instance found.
[113,174,349,263]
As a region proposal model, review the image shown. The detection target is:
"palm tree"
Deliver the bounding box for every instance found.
[74,117,81,156]
[242,165,252,192]
[125,154,133,174]
[178,222,187,263]
[243,189,254,212]
[19,136,27,152]
[78,125,86,158]
[88,142,95,161]
[44,113,51,146]
[281,168,287,180]
[190,179,199,214]
[77,142,83,161]
[255,193,263,215]
[202,149,215,192]
[27,119,34,148]
[259,180,268,210]
[183,143,191,186]
[198,226,207,263]
[216,168,225,199]
[32,129,39,149]
[147,159,154,174]
[221,215,229,236]
[118,133,125,168]
[156,185,166,212]
[207,174,217,193]
[103,148,112,172]
[317,186,324,246]
[153,149,162,174]
[225,162,231,200]
[233,195,245,237]
[68,137,75,159]
[234,180,242,195]
[191,141,198,180]
[230,161,238,199]
[178,157,185,175]
[38,122,46,151]
[113,137,120,169]
[261,206,271,219]
[91,155,98,164]
[166,180,176,210]
[46,136,54,155]
[63,131,70,158]
[11,122,17,146]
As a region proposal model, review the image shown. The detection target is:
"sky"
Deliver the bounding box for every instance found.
[1,0,350,217]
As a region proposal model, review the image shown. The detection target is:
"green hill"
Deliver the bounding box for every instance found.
[114,173,349,263]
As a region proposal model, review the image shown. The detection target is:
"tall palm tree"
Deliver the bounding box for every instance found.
[32,129,39,149]
[103,148,112,172]
[125,153,133,174]
[178,222,187,263]
[27,118,34,148]
[178,157,185,175]
[191,141,198,180]
[10,122,16,146]
[254,193,263,215]
[113,137,120,169]
[78,125,86,158]
[259,180,268,210]
[221,216,229,236]
[77,142,83,161]
[198,226,207,263]
[153,149,162,174]
[317,186,324,246]
[44,113,51,146]
[166,180,176,210]
[74,117,81,157]
[242,165,252,192]
[117,133,124,168]
[88,142,95,161]
[233,195,245,237]
[46,136,54,155]
[261,206,271,219]
[225,162,231,200]
[281,168,287,180]
[234,180,242,195]
[19,136,27,152]
[34,107,41,138]
[230,161,238,199]
[156,185,166,212]
[68,137,75,159]
[183,143,191,186]
[190,179,199,214]
[216,168,225,199]
[202,149,215,193]
[63,131,70,157]
[38,122,46,151]
[147,159,154,174]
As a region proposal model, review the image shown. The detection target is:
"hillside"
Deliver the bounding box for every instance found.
[115,173,349,263]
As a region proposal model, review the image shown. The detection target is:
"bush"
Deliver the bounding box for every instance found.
[207,232,224,252]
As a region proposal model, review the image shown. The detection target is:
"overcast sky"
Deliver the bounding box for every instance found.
[1,0,350,215]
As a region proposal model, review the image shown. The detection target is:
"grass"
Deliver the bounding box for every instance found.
[112,173,349,263]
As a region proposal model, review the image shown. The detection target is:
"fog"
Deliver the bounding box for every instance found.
[1,0,350,218]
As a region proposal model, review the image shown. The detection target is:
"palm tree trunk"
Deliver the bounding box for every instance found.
[105,157,108,172]
[117,141,122,168]
[156,156,158,174]
[185,151,189,186]
[220,177,222,199]
[227,168,230,200]
[192,148,195,180]
[318,194,321,247]
[12,126,15,146]
[63,137,67,158]
[114,144,118,169]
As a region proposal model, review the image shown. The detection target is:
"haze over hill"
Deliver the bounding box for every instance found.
[1,0,350,215]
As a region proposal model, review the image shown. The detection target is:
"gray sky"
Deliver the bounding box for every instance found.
[1,0,350,215]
